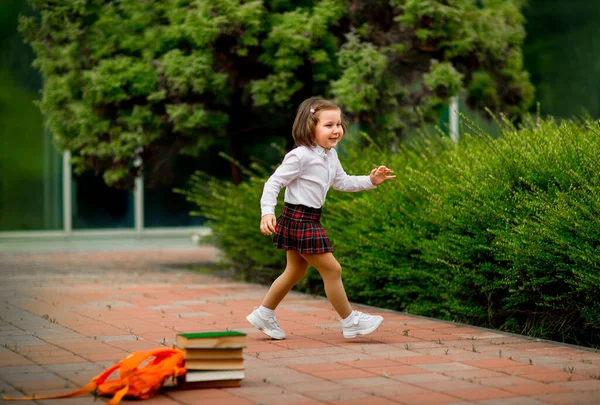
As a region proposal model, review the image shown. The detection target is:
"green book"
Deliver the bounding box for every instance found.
[176,331,247,348]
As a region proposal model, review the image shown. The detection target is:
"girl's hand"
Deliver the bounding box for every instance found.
[370,166,396,186]
[260,214,277,235]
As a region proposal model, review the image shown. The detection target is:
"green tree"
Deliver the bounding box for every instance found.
[20,0,533,187]
[522,0,600,118]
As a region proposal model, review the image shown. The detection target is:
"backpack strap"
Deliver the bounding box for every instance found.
[1,363,120,402]
[2,348,184,403]
[103,350,162,405]
[102,349,185,405]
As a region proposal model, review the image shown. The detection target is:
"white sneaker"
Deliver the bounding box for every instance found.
[341,311,384,339]
[246,308,286,340]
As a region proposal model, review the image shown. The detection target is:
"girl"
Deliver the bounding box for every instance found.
[246,97,395,339]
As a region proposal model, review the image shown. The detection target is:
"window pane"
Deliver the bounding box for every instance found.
[0,107,63,231]
[71,172,134,230]
[143,154,207,228]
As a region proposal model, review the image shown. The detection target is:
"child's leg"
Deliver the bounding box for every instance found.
[300,253,352,319]
[261,251,309,309]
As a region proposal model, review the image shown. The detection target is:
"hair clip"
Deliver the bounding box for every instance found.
[310,108,315,114]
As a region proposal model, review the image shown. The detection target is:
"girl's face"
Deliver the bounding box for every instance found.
[314,108,343,150]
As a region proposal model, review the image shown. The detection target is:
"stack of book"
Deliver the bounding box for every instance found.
[173,331,246,389]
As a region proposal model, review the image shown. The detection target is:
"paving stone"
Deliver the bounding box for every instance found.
[396,391,462,405]
[477,376,539,387]
[535,390,600,404]
[502,383,569,396]
[520,371,589,383]
[476,397,550,405]
[328,396,399,405]
[304,389,372,402]
[446,387,519,401]
[0,249,596,405]
[556,379,600,391]
[416,362,479,373]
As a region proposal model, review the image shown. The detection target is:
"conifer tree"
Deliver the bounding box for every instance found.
[20,0,533,187]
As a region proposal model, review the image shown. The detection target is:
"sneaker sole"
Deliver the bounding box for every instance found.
[246,314,286,340]
[343,317,384,339]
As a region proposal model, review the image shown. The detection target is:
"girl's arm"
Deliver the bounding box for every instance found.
[332,151,395,191]
[331,148,376,192]
[260,150,302,217]
[332,162,375,192]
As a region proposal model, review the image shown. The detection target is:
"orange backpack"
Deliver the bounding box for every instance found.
[3,348,186,404]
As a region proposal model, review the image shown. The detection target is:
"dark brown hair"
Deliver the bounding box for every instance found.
[292,97,348,147]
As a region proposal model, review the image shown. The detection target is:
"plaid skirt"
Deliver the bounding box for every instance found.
[273,203,333,254]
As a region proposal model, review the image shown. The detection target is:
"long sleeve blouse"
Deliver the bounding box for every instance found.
[260,145,376,217]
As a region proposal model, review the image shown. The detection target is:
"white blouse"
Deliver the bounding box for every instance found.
[260,145,376,217]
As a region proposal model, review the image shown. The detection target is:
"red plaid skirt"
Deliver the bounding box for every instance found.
[273,203,333,254]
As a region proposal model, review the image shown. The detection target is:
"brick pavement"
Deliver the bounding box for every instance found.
[1,249,599,405]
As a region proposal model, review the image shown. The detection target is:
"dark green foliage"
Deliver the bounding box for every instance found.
[20,0,533,187]
[523,0,600,118]
[186,118,600,347]
[178,152,286,282]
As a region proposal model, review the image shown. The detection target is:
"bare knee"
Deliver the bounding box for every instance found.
[283,265,308,284]
[320,262,342,281]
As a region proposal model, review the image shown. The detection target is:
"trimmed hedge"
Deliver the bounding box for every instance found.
[183,117,600,347]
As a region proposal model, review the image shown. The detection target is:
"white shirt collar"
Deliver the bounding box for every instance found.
[311,144,330,157]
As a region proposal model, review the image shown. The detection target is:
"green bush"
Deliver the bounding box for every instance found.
[185,117,600,347]
[178,153,286,284]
